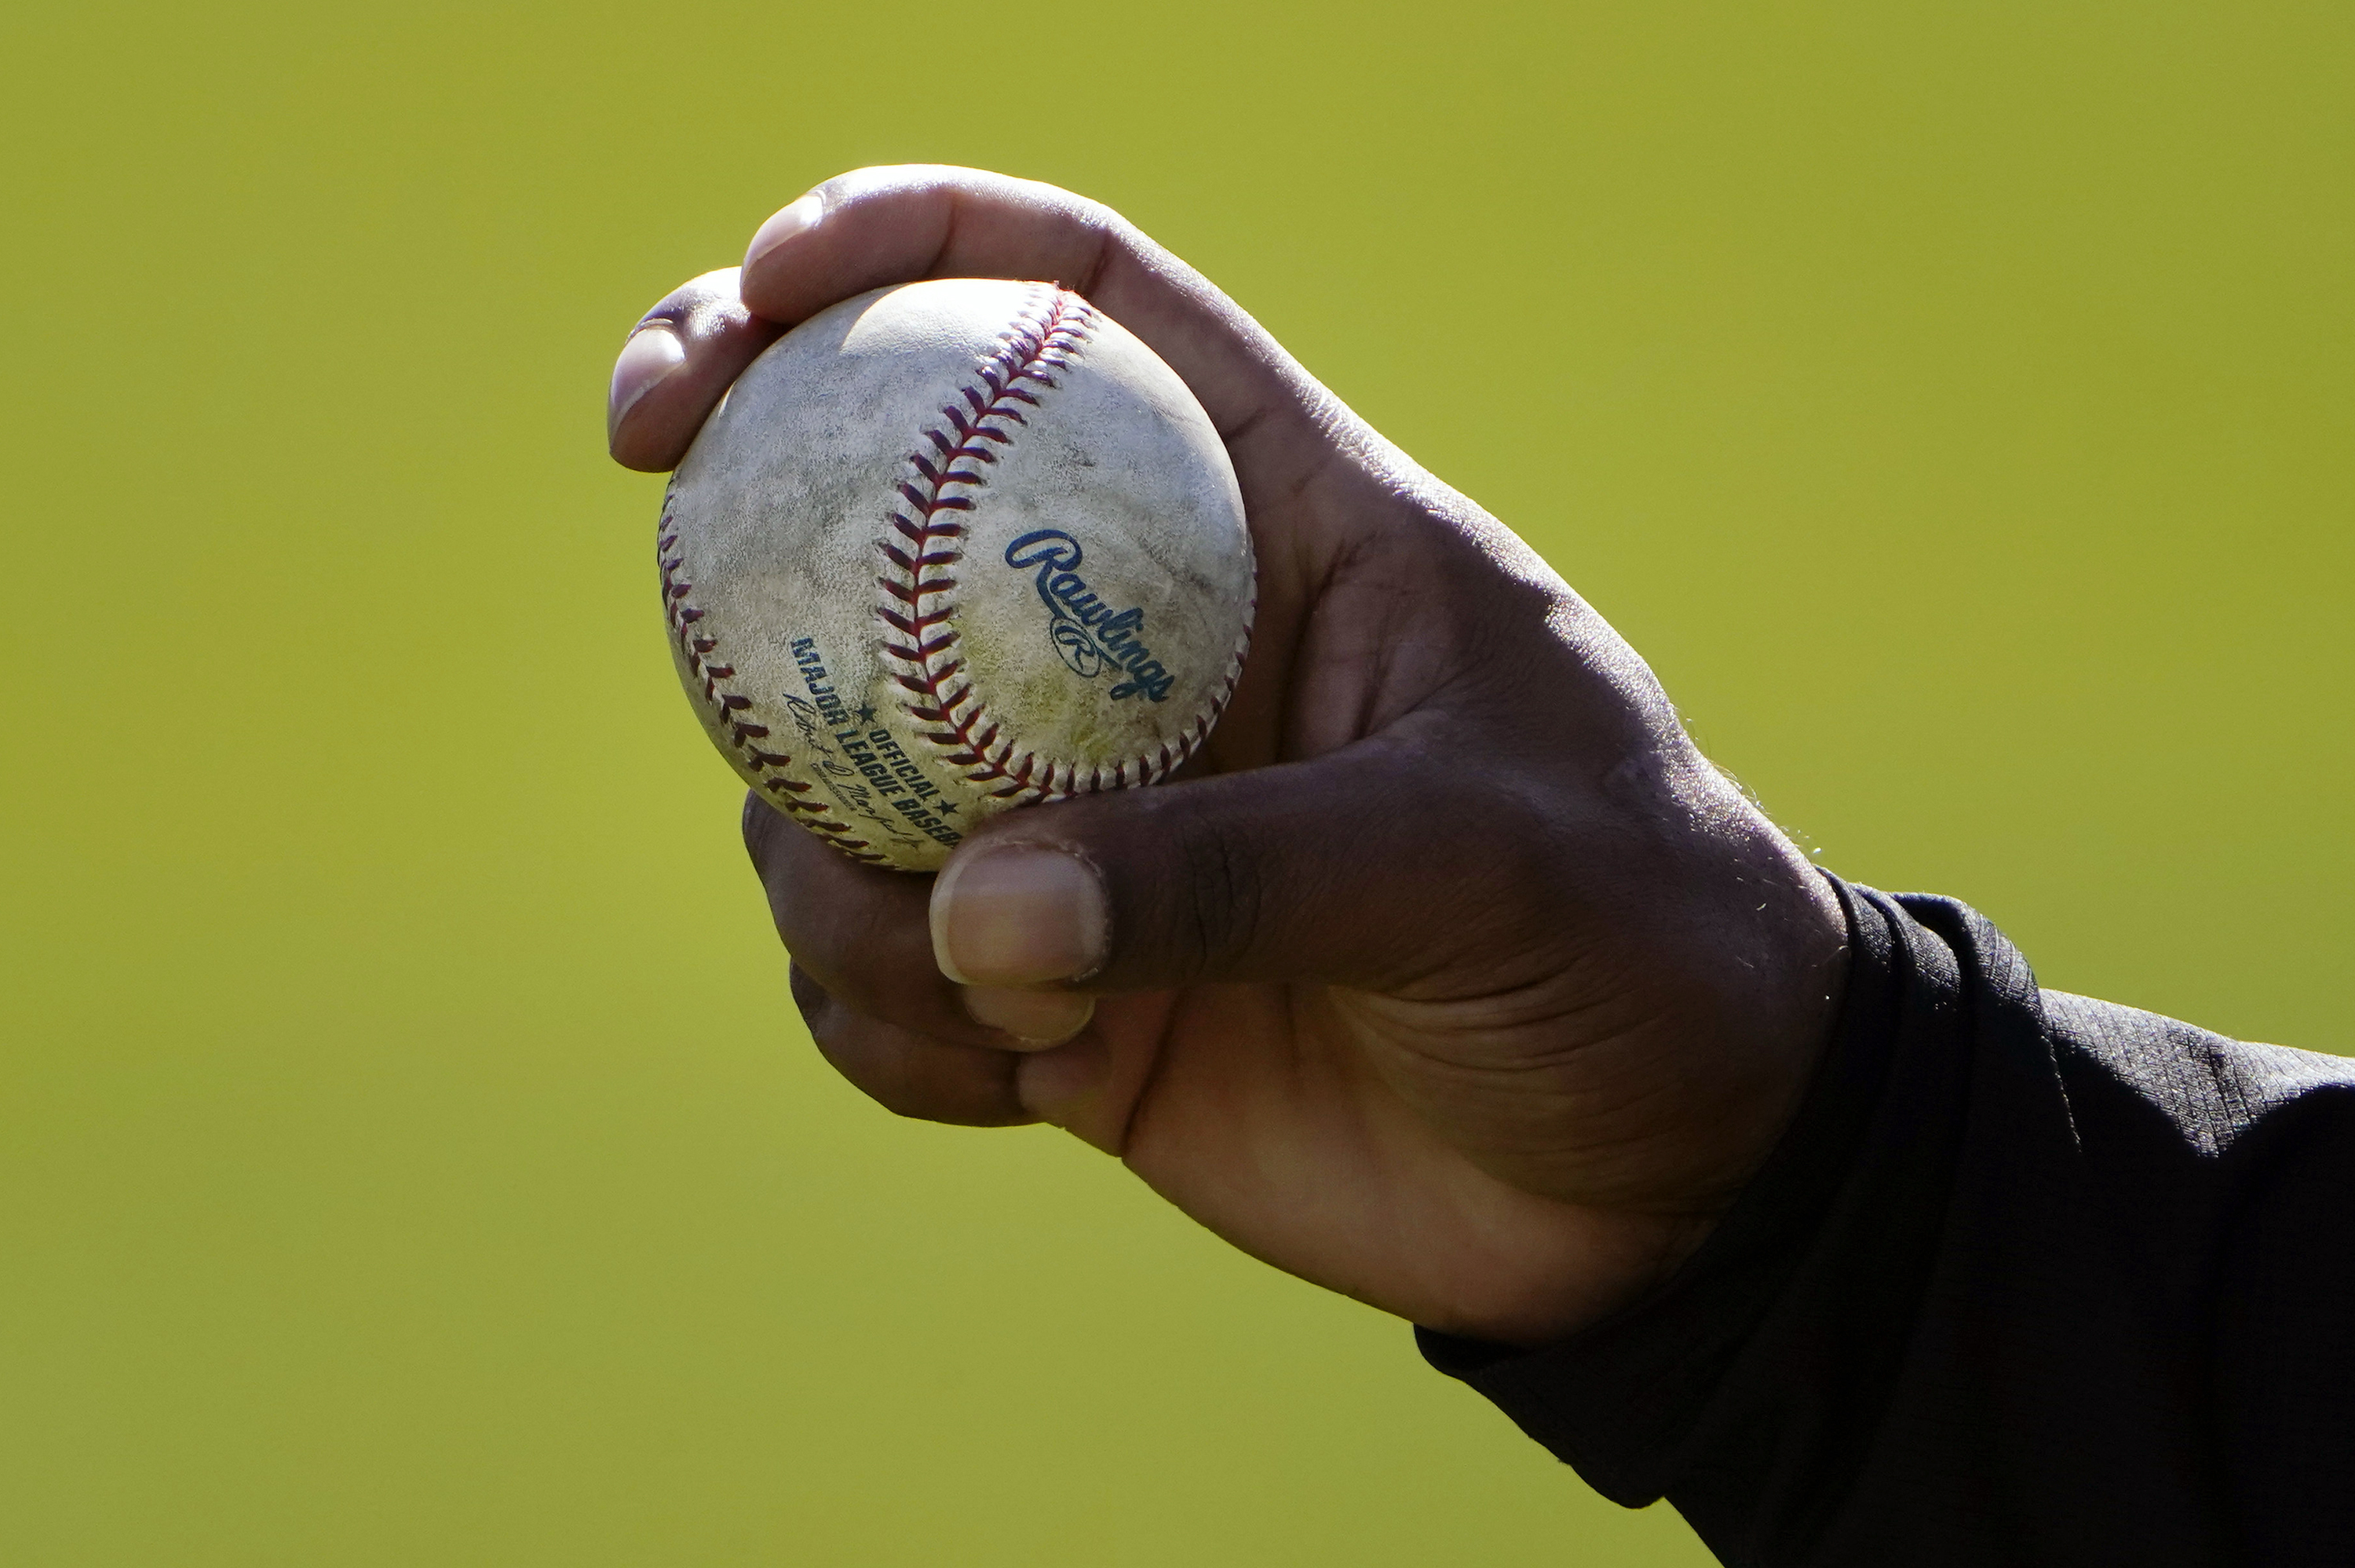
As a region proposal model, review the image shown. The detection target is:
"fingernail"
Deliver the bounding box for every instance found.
[960,986,1096,1048]
[608,323,686,437]
[744,191,823,272]
[929,847,1108,986]
[1017,1038,1109,1122]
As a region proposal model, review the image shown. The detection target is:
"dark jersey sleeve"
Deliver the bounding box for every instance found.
[1418,878,2355,1567]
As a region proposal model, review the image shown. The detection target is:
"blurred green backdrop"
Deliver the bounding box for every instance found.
[2,2,2347,1563]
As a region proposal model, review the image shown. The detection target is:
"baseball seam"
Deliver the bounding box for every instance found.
[660,504,889,864]
[874,287,1254,805]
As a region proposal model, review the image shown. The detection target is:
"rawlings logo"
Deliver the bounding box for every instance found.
[1003,530,1174,702]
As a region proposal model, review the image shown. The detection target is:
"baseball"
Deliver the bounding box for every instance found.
[657,277,1256,872]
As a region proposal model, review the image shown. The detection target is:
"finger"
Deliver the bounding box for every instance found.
[1008,990,1182,1153]
[736,166,1321,477]
[927,734,1589,1001]
[744,793,1010,1049]
[791,961,1033,1127]
[608,268,784,472]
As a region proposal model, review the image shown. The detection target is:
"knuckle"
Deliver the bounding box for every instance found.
[741,790,770,859]
[1168,803,1264,980]
[787,901,915,1012]
[777,923,875,1008]
[639,269,747,337]
[787,961,836,1033]
[771,878,966,1043]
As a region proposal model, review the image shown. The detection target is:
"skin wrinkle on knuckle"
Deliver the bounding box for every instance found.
[926,184,968,276]
[1013,195,1113,294]
[644,273,747,341]
[741,790,780,862]
[1175,808,1258,980]
[1072,212,1130,299]
[928,166,1123,297]
[787,963,838,1036]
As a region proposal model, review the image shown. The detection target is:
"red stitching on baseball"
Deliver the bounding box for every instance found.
[660,509,886,864]
[875,289,1252,804]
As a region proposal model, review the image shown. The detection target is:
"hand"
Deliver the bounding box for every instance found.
[608,166,1849,1347]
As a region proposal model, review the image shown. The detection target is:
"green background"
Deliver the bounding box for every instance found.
[3,2,2347,1563]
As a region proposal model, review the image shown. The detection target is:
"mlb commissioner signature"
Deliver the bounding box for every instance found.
[1002,529,1175,702]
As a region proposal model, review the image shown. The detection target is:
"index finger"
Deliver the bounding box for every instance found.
[736,165,1309,451]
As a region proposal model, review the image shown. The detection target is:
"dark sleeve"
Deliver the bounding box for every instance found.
[1418,878,2355,1568]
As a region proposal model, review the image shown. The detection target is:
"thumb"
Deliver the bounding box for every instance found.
[928,738,1568,1002]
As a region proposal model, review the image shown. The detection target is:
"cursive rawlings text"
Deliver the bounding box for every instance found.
[1002,529,1174,702]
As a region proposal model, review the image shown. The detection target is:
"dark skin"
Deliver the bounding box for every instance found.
[610,166,1848,1347]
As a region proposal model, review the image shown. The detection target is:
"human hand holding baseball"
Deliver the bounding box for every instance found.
[608,166,1849,1347]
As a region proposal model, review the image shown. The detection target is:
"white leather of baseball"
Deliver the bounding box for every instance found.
[658,278,1257,872]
